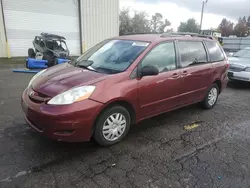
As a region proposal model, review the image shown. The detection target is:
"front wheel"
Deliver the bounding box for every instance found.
[93,106,131,146]
[202,84,219,109]
[28,48,35,58]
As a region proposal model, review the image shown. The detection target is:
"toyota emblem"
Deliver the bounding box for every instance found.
[29,90,35,96]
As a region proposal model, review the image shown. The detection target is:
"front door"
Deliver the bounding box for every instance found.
[176,40,214,105]
[138,41,182,119]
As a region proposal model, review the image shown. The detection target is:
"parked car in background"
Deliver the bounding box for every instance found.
[228,47,250,82]
[21,33,229,146]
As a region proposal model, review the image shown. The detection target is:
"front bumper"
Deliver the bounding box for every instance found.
[21,88,103,142]
[228,71,250,82]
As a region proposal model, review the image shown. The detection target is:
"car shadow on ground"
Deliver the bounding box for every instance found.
[21,101,202,154]
[17,102,201,168]
[129,103,201,134]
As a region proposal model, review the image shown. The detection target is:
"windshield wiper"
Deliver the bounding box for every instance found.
[76,60,100,72]
[76,60,94,67]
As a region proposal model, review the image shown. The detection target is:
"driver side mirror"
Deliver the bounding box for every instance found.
[140,65,159,77]
[228,52,234,57]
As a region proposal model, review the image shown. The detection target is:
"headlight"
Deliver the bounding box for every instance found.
[245,68,250,72]
[48,86,96,105]
[28,69,47,87]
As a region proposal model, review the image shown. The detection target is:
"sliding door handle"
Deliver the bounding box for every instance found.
[172,73,180,78]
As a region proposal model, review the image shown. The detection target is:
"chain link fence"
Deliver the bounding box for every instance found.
[223,37,250,52]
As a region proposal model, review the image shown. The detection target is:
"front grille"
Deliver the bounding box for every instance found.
[28,88,51,103]
[29,96,44,103]
[229,67,244,72]
[229,64,245,72]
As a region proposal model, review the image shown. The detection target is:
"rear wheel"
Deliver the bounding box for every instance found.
[202,84,219,109]
[93,106,131,146]
[28,48,35,58]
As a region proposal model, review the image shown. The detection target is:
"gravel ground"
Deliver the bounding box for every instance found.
[0,63,250,188]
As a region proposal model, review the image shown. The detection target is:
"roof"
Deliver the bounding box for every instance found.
[116,34,164,42]
[39,33,66,40]
[115,33,215,43]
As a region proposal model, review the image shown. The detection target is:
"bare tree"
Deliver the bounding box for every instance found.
[218,18,234,37]
[151,13,171,33]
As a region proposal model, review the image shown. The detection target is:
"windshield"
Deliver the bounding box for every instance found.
[73,40,150,74]
[233,49,250,59]
[46,40,67,51]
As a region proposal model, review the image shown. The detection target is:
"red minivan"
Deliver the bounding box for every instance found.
[21,33,229,146]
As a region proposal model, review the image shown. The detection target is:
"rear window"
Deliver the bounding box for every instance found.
[205,41,225,62]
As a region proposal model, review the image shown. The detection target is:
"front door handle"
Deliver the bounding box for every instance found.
[172,73,180,78]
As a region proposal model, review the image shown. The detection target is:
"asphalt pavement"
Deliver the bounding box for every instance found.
[1,63,250,188]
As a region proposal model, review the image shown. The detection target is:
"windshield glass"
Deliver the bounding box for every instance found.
[46,40,67,51]
[233,49,250,59]
[74,40,150,74]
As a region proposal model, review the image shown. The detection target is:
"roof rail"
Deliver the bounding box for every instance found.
[122,32,161,36]
[160,32,214,40]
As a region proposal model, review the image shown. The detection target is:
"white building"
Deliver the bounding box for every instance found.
[0,0,119,58]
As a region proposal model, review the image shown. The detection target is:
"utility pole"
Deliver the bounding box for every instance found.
[200,0,208,31]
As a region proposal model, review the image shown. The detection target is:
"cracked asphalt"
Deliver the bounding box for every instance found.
[1,64,250,188]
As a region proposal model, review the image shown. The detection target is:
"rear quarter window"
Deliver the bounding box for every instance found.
[205,41,225,62]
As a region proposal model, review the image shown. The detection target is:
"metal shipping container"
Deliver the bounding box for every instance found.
[0,0,119,57]
[0,0,7,58]
[81,0,119,52]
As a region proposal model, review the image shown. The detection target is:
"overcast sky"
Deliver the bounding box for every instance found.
[120,0,248,30]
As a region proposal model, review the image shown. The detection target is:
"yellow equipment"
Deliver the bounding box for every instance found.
[200,30,224,46]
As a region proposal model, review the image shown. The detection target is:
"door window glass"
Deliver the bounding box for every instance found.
[141,42,176,72]
[178,41,207,68]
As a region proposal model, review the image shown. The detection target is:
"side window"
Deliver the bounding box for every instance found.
[141,42,176,73]
[178,41,207,68]
[205,41,225,62]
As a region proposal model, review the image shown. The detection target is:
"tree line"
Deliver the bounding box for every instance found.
[119,8,173,35]
[119,8,200,35]
[218,16,250,37]
[120,8,250,37]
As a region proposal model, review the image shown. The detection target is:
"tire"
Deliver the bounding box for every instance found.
[25,59,29,69]
[202,84,219,109]
[93,106,131,146]
[43,53,54,67]
[28,48,35,58]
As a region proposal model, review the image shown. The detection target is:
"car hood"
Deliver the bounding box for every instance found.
[228,57,250,67]
[32,63,108,97]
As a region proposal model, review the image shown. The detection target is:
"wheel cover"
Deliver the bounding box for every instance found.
[102,113,127,142]
[208,87,218,106]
